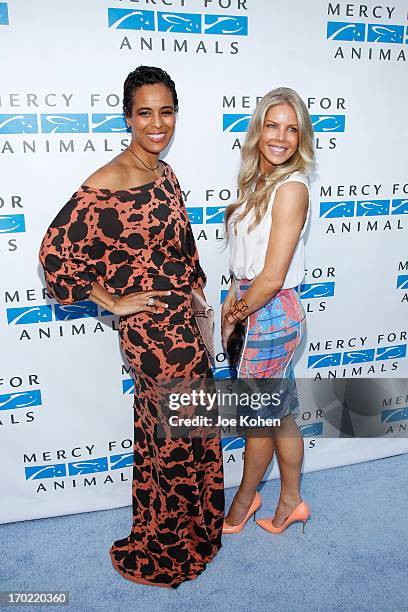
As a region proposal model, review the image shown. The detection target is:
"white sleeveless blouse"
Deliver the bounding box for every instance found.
[228,171,310,289]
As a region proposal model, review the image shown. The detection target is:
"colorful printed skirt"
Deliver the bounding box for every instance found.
[234,279,306,422]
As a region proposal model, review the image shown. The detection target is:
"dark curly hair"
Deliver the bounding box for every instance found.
[123,65,179,117]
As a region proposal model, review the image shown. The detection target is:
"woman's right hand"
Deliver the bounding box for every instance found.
[221,284,236,327]
[112,290,172,316]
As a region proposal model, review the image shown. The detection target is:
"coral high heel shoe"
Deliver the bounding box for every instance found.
[222,491,262,534]
[256,501,310,534]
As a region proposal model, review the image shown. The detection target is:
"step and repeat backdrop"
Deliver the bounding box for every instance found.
[1,0,407,523]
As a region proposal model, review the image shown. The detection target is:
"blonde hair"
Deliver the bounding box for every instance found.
[224,87,315,237]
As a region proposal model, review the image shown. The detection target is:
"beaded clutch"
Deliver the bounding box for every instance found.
[192,290,215,359]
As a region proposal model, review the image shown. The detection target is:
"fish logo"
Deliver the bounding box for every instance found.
[0,2,9,25]
[6,305,53,325]
[300,422,324,437]
[391,199,408,215]
[0,390,42,411]
[204,15,248,35]
[122,378,134,394]
[54,301,98,321]
[356,199,390,216]
[92,114,128,133]
[222,436,245,451]
[108,8,155,30]
[376,344,407,361]
[40,114,89,134]
[68,457,109,476]
[25,464,67,480]
[307,353,342,368]
[367,24,404,43]
[299,282,335,299]
[157,11,201,33]
[381,407,408,423]
[186,207,204,224]
[223,114,251,133]
[0,214,26,234]
[0,114,38,134]
[342,349,375,365]
[327,21,366,41]
[311,115,345,132]
[110,453,133,470]
[212,366,235,379]
[206,206,226,224]
[320,201,355,218]
[397,275,408,290]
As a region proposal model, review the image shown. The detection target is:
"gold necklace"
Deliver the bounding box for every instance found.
[127,147,159,172]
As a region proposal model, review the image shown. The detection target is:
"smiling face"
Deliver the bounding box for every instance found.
[258,103,300,173]
[126,83,176,155]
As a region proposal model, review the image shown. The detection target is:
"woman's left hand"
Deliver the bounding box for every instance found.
[221,318,236,350]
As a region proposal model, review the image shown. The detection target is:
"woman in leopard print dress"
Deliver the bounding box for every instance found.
[39,66,224,588]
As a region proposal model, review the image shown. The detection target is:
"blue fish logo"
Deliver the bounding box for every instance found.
[327,21,365,41]
[91,114,128,133]
[397,275,408,290]
[68,457,109,476]
[300,422,324,437]
[367,24,404,43]
[0,214,26,234]
[381,407,408,423]
[108,8,155,30]
[41,114,89,134]
[110,453,133,470]
[320,201,355,218]
[222,436,245,451]
[122,378,134,394]
[0,390,42,411]
[25,464,67,480]
[356,200,390,216]
[299,282,335,299]
[54,301,98,321]
[308,353,342,368]
[0,114,38,134]
[0,3,9,25]
[342,349,375,365]
[376,344,407,361]
[206,206,226,224]
[7,305,53,325]
[223,114,251,133]
[158,11,201,33]
[391,199,408,215]
[204,15,248,36]
[212,366,235,379]
[186,207,204,224]
[311,115,345,132]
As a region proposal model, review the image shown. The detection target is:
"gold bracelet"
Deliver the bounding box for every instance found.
[225,298,249,324]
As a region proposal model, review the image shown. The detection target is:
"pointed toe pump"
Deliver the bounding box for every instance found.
[256,501,310,534]
[222,491,262,534]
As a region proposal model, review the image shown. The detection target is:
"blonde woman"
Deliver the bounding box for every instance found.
[221,87,315,534]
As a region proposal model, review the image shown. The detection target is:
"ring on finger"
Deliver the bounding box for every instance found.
[146,296,156,307]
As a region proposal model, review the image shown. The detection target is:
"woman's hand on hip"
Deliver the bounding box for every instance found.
[112,290,172,316]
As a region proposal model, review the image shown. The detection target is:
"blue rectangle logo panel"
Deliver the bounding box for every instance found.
[300,422,324,437]
[0,3,9,25]
[320,201,355,218]
[6,305,53,325]
[110,453,133,470]
[307,353,342,368]
[391,199,408,215]
[206,206,226,224]
[299,282,335,299]
[367,24,404,43]
[376,344,407,361]
[41,114,89,134]
[108,8,155,30]
[158,11,201,33]
[122,378,134,394]
[381,407,408,423]
[223,114,251,133]
[0,214,26,234]
[0,390,42,411]
[54,301,98,321]
[327,21,366,41]
[397,275,408,289]
[342,349,375,365]
[0,114,38,134]
[186,207,204,224]
[91,114,128,133]
[68,457,109,475]
[311,115,345,132]
[356,200,390,216]
[204,14,248,35]
[25,464,67,480]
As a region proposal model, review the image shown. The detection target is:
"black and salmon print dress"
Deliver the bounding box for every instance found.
[39,161,224,588]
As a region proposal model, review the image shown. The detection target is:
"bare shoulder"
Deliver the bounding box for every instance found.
[276,179,309,199]
[81,160,128,190]
[273,180,309,220]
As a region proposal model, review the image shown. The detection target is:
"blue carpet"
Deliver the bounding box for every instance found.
[1,454,407,612]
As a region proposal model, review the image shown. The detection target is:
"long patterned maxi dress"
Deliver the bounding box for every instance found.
[39,161,224,588]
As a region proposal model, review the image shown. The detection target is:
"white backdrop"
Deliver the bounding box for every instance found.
[1,0,407,523]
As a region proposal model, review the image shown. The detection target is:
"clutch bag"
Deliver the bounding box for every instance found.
[227,321,246,373]
[192,289,215,359]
